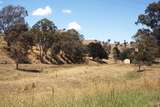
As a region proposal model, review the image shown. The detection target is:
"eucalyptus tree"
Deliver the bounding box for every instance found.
[0,5,28,33]
[6,23,32,69]
[87,42,108,61]
[32,18,57,62]
[136,1,160,55]
[133,29,158,71]
[51,29,85,64]
[0,5,29,69]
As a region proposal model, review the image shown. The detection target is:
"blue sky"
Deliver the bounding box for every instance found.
[0,0,158,42]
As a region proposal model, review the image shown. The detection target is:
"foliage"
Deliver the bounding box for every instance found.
[112,46,120,61]
[136,1,160,55]
[31,18,57,62]
[119,48,135,61]
[0,5,31,68]
[103,42,112,55]
[133,29,158,71]
[87,42,108,60]
[0,5,28,33]
[51,29,85,63]
[5,23,33,68]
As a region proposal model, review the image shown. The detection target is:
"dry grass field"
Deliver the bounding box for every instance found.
[0,63,160,107]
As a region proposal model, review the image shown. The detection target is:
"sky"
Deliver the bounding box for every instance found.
[0,0,159,42]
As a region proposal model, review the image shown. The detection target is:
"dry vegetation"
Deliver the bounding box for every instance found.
[1,1,160,107]
[0,63,160,107]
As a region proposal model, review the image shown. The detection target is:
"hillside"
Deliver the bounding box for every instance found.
[0,37,82,64]
[0,37,15,64]
[0,37,110,64]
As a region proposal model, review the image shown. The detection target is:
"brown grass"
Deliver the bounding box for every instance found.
[0,63,160,106]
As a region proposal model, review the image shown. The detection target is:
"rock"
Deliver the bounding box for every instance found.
[155,58,160,63]
[123,59,130,64]
[0,60,7,64]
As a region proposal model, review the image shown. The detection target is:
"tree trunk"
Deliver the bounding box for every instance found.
[16,63,19,70]
[137,61,143,72]
[39,44,43,62]
[138,64,141,72]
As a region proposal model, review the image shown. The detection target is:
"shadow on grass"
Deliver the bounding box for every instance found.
[18,68,42,73]
[125,71,143,80]
[137,70,145,72]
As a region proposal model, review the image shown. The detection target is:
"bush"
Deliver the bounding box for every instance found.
[119,48,135,61]
[87,42,108,60]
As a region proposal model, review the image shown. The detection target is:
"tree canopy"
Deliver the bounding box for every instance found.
[0,5,28,33]
[87,42,108,60]
[133,29,158,71]
[136,1,160,47]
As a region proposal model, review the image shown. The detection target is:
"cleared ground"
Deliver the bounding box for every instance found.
[0,63,160,107]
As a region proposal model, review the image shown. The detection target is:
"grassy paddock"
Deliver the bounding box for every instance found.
[0,64,160,107]
[0,87,160,107]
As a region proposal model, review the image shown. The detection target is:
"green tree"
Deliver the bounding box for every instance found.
[32,18,57,62]
[133,29,158,71]
[119,48,135,61]
[136,1,160,56]
[6,23,33,69]
[112,45,120,62]
[0,5,28,33]
[51,29,85,64]
[103,40,111,55]
[87,42,108,62]
[0,5,31,69]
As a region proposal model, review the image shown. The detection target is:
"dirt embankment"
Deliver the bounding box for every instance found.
[0,37,15,64]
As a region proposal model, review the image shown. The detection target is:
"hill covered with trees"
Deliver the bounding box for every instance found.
[0,1,160,71]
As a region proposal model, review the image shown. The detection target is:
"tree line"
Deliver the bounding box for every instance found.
[111,1,160,71]
[0,1,160,71]
[0,5,110,69]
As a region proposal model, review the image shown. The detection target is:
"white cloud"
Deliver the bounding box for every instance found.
[62,9,72,14]
[32,6,52,16]
[68,21,81,30]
